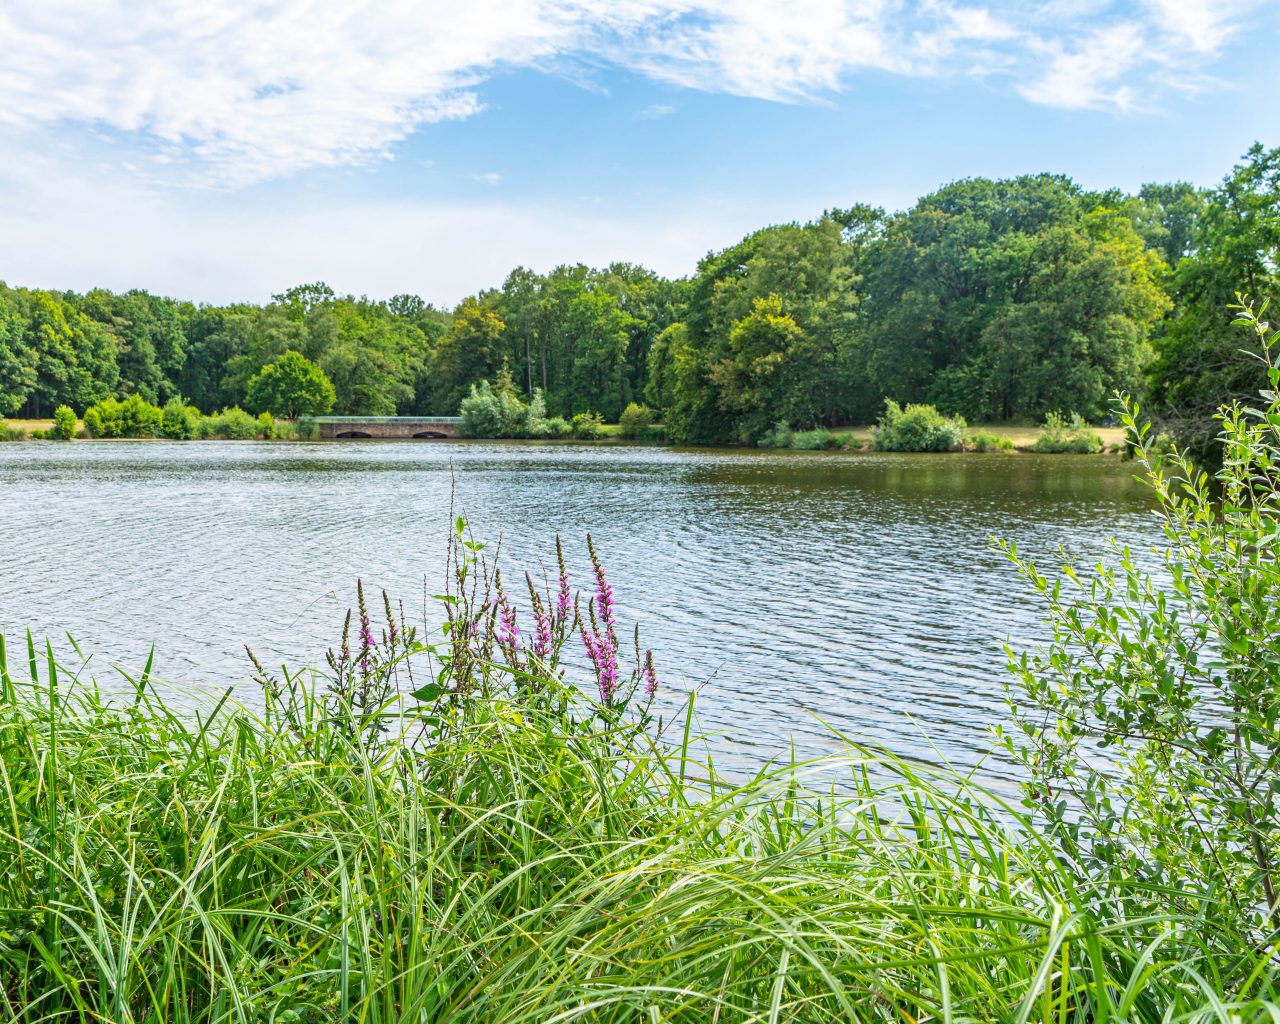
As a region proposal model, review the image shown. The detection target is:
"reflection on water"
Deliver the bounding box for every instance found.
[0,441,1155,778]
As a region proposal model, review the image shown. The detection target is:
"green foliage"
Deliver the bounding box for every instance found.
[570,410,605,440]
[873,400,966,451]
[459,379,530,438]
[617,402,654,437]
[790,427,842,450]
[636,423,667,442]
[0,418,24,441]
[966,430,1015,452]
[1148,144,1280,460]
[2,522,1277,1020]
[760,421,843,449]
[1032,411,1104,453]
[544,416,571,437]
[51,405,76,441]
[200,406,258,440]
[257,411,276,439]
[160,397,202,439]
[1002,303,1280,941]
[81,393,164,438]
[245,349,336,418]
[859,176,1167,423]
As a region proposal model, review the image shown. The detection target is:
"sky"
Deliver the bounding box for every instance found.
[0,0,1276,308]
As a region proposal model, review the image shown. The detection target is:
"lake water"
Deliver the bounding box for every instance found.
[0,441,1158,778]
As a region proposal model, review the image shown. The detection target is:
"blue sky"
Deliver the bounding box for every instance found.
[0,0,1276,307]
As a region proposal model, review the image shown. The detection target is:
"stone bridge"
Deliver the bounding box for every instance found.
[302,416,463,439]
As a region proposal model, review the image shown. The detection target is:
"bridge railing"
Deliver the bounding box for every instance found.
[299,415,463,424]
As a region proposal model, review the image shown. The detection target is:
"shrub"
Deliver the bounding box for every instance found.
[872,400,966,451]
[82,394,164,438]
[160,397,202,439]
[1032,411,1103,453]
[618,402,654,438]
[256,411,276,439]
[966,430,1014,452]
[460,380,529,438]
[0,419,24,441]
[757,421,793,448]
[201,406,258,440]
[1002,302,1280,941]
[544,416,571,437]
[51,405,76,441]
[791,428,842,450]
[637,423,668,443]
[525,389,550,437]
[570,411,605,440]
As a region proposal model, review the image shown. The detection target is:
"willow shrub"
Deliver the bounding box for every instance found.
[1001,301,1280,948]
[1031,411,1104,453]
[873,399,966,451]
[3,519,1278,1021]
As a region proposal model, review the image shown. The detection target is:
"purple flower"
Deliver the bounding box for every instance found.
[581,618,619,706]
[531,604,552,662]
[643,650,659,700]
[498,596,521,650]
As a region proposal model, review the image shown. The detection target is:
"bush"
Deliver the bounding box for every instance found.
[459,380,530,438]
[256,411,276,439]
[160,397,202,439]
[544,416,571,437]
[790,428,842,450]
[618,402,654,438]
[82,394,164,438]
[637,423,668,443]
[51,405,76,441]
[966,430,1014,452]
[1002,303,1280,942]
[1031,411,1103,453]
[872,400,966,452]
[757,421,793,448]
[201,406,258,440]
[0,419,24,441]
[570,411,605,440]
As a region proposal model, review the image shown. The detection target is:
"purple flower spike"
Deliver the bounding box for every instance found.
[532,604,552,661]
[643,650,659,700]
[498,596,521,650]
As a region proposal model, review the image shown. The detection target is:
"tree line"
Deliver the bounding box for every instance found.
[2,144,1276,450]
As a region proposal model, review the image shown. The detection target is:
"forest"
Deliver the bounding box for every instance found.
[1,143,1276,450]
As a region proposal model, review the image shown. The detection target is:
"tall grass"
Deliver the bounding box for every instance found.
[0,529,1276,1020]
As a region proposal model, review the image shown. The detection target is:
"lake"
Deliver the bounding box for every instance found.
[0,441,1157,778]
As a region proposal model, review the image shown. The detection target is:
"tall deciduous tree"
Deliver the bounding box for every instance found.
[245,350,336,418]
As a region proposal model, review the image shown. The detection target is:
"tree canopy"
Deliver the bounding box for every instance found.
[0,146,1275,452]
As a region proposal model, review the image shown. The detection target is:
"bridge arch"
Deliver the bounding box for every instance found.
[335,430,373,439]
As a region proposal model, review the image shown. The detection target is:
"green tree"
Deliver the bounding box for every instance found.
[245,350,336,418]
[0,292,37,417]
[1148,144,1280,457]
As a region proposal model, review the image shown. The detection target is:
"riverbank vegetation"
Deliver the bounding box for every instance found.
[1,145,1275,450]
[2,310,1279,1020]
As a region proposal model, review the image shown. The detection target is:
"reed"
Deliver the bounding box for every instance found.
[0,522,1276,1021]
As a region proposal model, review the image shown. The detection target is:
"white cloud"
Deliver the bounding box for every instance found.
[0,157,788,307]
[0,0,1259,186]
[639,103,677,118]
[1017,23,1147,111]
[470,171,503,185]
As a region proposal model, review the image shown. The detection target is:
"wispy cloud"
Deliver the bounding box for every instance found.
[639,103,677,119]
[0,0,1259,186]
[470,171,503,185]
